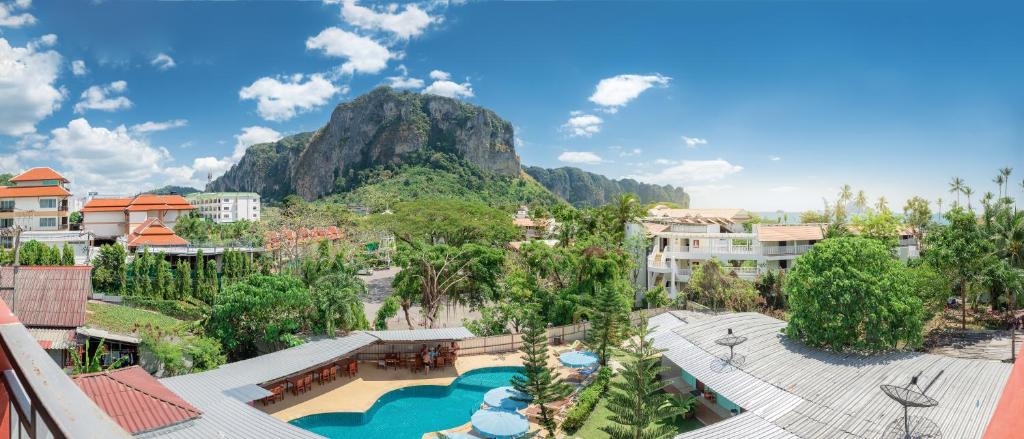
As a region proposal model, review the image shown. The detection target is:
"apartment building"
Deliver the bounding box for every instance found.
[81,194,194,248]
[513,205,558,239]
[0,168,71,242]
[636,206,919,298]
[185,192,260,223]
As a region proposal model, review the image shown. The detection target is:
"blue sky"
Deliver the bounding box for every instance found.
[1,0,1021,211]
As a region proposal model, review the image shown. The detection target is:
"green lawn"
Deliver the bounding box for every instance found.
[569,376,704,439]
[85,302,185,335]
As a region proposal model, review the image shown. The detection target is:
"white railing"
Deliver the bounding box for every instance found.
[898,238,916,247]
[723,266,759,278]
[762,244,814,256]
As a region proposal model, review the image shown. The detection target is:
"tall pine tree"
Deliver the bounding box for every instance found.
[587,283,629,366]
[176,260,193,300]
[195,250,208,302]
[61,243,75,266]
[511,308,572,437]
[601,316,677,439]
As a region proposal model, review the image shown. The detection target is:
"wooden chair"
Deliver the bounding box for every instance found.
[348,361,358,377]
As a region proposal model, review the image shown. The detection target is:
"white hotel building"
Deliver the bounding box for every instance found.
[185,192,261,223]
[634,206,920,298]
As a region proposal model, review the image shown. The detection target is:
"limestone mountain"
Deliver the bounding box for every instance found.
[208,87,688,208]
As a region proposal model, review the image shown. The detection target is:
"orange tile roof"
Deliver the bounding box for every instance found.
[0,185,71,197]
[984,354,1024,438]
[757,224,826,242]
[9,167,68,183]
[126,219,189,247]
[82,198,133,212]
[131,194,192,207]
[73,366,202,435]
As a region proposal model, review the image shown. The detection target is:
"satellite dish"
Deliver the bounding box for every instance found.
[880,371,943,439]
[714,328,748,367]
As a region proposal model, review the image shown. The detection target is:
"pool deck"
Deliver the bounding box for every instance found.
[262,352,536,422]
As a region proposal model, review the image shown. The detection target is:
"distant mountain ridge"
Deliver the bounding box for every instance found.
[525,166,689,208]
[146,185,200,196]
[208,87,688,208]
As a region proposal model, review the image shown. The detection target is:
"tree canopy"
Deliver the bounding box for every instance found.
[374,198,519,246]
[207,274,311,360]
[785,236,924,352]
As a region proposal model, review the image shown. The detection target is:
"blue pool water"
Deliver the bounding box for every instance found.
[289,366,525,439]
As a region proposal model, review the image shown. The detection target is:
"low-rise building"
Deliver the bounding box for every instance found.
[0,266,92,367]
[0,168,72,242]
[82,194,194,248]
[512,205,558,239]
[185,192,261,223]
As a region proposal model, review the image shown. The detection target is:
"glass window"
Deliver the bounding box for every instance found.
[0,218,13,227]
[0,200,13,211]
[42,179,59,186]
[39,217,57,227]
[39,198,56,209]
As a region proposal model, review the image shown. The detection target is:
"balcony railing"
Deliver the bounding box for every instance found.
[762,244,814,256]
[0,300,131,438]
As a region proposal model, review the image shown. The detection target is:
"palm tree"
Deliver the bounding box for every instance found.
[949,177,966,208]
[610,193,642,243]
[875,196,889,213]
[1000,167,1013,198]
[991,208,1023,361]
[983,192,995,209]
[838,185,853,205]
[854,190,869,213]
[964,186,976,211]
[937,197,943,216]
[995,175,1006,199]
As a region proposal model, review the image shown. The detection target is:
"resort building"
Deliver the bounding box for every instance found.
[185,192,261,223]
[512,205,558,239]
[0,266,92,367]
[81,194,194,248]
[0,167,71,241]
[650,311,1012,438]
[634,207,920,298]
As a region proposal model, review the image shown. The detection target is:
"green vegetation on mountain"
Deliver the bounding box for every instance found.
[525,166,689,208]
[0,173,12,186]
[146,185,200,195]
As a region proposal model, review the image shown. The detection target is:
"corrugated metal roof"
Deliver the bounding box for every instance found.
[365,327,475,342]
[675,412,798,439]
[78,327,141,344]
[652,312,1013,439]
[28,327,76,349]
[0,266,92,328]
[223,384,273,403]
[73,366,202,435]
[157,332,378,438]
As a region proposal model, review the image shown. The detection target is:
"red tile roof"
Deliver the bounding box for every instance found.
[129,194,194,210]
[9,167,69,183]
[125,218,189,247]
[82,198,133,212]
[984,353,1024,438]
[264,226,344,250]
[0,185,71,197]
[73,366,202,435]
[0,266,92,328]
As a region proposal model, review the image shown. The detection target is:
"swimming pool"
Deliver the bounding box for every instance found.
[289,366,525,439]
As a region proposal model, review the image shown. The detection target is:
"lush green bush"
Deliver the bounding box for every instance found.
[785,237,925,352]
[184,336,227,372]
[561,367,614,433]
[207,274,312,360]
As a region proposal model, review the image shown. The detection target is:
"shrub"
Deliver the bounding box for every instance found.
[561,368,614,433]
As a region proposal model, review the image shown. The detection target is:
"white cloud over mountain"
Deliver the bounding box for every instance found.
[558,151,604,165]
[589,74,670,108]
[422,70,472,99]
[130,119,188,134]
[562,113,603,137]
[74,80,133,113]
[307,27,394,75]
[628,158,743,186]
[0,36,64,136]
[239,74,342,121]
[47,118,170,193]
[232,126,282,160]
[339,0,437,40]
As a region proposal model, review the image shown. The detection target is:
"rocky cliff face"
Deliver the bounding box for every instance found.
[209,87,519,201]
[524,166,690,208]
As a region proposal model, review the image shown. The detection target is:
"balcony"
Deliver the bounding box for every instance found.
[762,244,814,256]
[0,300,131,438]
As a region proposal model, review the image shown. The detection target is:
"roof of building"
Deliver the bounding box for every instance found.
[509,239,559,250]
[9,167,69,183]
[28,327,76,350]
[125,218,189,247]
[983,353,1024,438]
[0,185,71,198]
[365,327,475,342]
[756,224,826,242]
[642,222,670,236]
[73,366,202,435]
[83,195,193,214]
[647,207,751,225]
[185,192,260,199]
[0,266,92,328]
[81,197,133,212]
[78,327,141,345]
[158,332,378,439]
[652,312,1013,439]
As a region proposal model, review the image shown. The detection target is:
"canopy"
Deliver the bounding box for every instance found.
[483,386,530,411]
[471,409,529,439]
[559,351,599,369]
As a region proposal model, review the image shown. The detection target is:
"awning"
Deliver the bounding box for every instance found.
[223,384,273,403]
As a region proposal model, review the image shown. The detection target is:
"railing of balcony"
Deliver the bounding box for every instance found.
[0,300,131,439]
[762,244,814,256]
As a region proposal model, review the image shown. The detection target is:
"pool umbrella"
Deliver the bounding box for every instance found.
[471,409,529,439]
[437,433,477,439]
[559,351,599,369]
[483,386,530,411]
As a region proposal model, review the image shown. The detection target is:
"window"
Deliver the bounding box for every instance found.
[223,206,229,211]
[0,218,12,228]
[0,200,13,211]
[222,214,229,218]
[39,217,57,227]
[39,198,56,209]
[42,179,59,186]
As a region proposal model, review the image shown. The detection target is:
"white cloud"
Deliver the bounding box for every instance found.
[231,126,281,160]
[130,119,188,133]
[562,113,602,137]
[30,33,56,49]
[307,27,393,75]
[0,36,63,136]
[770,185,799,193]
[74,80,133,113]
[618,148,642,157]
[387,75,424,89]
[71,59,87,76]
[423,73,473,99]
[558,151,604,165]
[151,53,176,70]
[429,69,450,81]
[589,74,670,108]
[682,136,707,148]
[654,158,677,165]
[0,0,36,28]
[46,118,171,193]
[627,159,743,185]
[769,155,782,161]
[340,0,437,39]
[239,73,341,121]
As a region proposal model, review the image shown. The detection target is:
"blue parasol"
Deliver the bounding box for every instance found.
[483,386,530,411]
[471,409,529,439]
[559,350,599,369]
